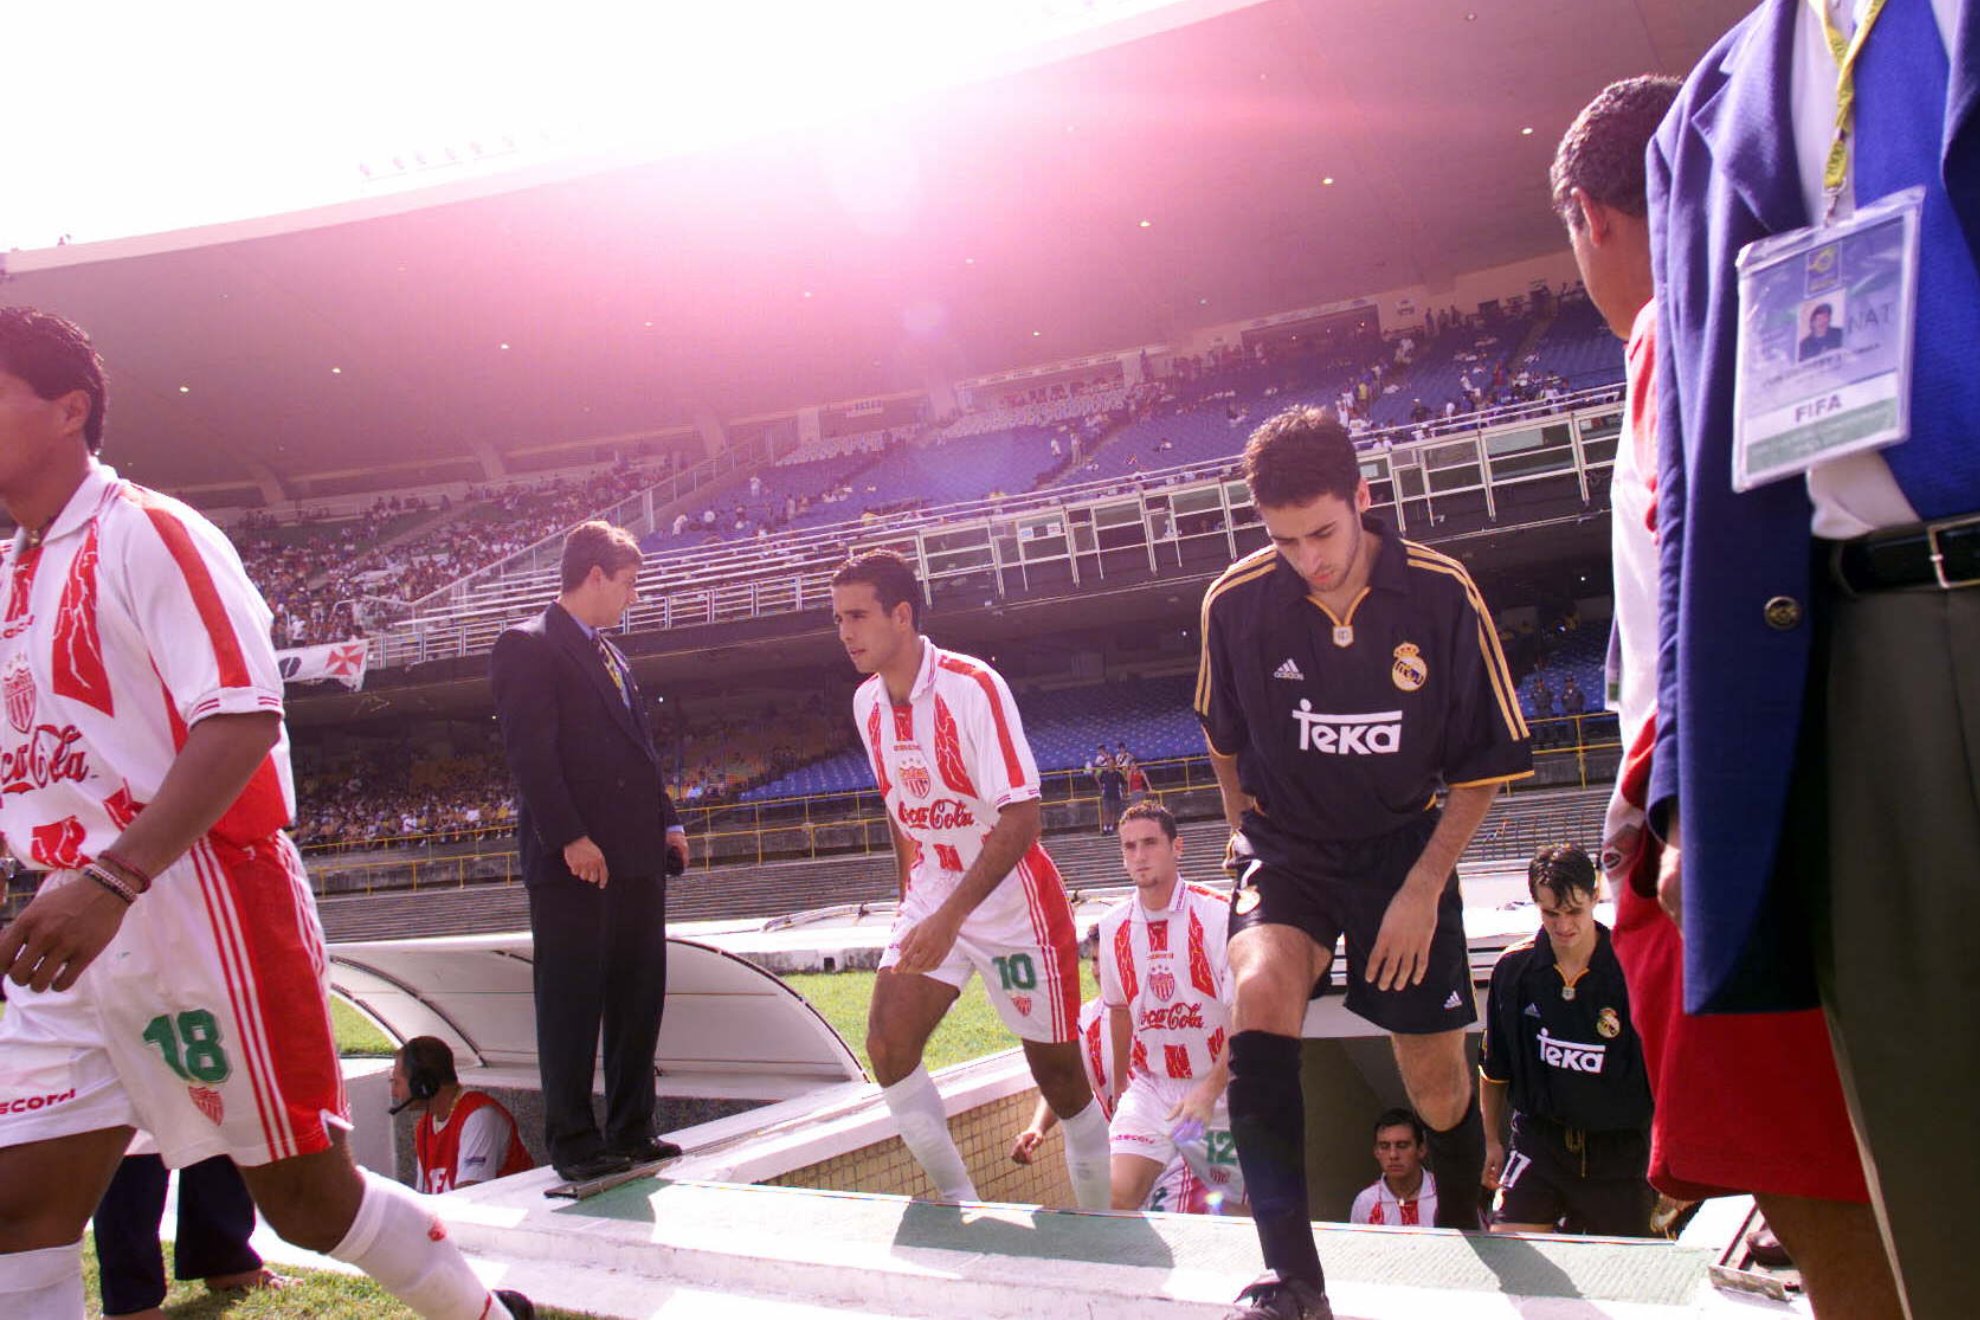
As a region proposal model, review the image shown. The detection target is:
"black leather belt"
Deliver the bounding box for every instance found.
[1832,514,1980,593]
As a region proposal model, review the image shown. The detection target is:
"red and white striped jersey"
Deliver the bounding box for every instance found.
[852,641,1044,897]
[1350,1171,1439,1227]
[1075,999,1114,1121]
[0,463,293,871]
[1098,882,1233,1083]
[1601,301,1661,888]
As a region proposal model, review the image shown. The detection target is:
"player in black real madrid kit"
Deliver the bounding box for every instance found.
[1481,845,1653,1236]
[1198,407,1531,1320]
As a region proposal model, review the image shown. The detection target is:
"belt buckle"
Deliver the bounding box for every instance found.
[1926,514,1980,590]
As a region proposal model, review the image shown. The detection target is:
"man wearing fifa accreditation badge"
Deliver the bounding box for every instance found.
[1481,846,1653,1236]
[1197,406,1531,1320]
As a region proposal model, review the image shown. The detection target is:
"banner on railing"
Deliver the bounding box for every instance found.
[278,639,369,690]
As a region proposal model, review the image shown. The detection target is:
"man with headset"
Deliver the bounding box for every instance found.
[390,1038,535,1195]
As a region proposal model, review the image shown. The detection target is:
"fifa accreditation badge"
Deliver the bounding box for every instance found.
[1597,1008,1621,1039]
[1391,642,1427,693]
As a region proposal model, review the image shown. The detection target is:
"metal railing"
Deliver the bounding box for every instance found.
[283,714,1623,902]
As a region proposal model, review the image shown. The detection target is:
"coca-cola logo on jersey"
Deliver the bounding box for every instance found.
[1148,967,1177,1003]
[896,798,976,831]
[3,656,33,734]
[1138,1003,1205,1033]
[1,724,92,795]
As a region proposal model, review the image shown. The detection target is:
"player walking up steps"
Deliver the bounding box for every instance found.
[0,309,532,1320]
[832,550,1110,1209]
[1097,801,1246,1213]
[1197,406,1531,1320]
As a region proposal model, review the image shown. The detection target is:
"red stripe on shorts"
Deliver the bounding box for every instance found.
[199,837,342,1160]
[190,844,286,1158]
[1018,844,1080,1043]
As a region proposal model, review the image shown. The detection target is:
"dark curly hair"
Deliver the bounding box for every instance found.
[1550,75,1682,228]
[1241,405,1362,509]
[0,306,107,451]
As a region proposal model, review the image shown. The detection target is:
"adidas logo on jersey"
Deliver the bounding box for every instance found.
[1444,991,1464,1011]
[1523,1003,1541,1018]
[1273,658,1305,681]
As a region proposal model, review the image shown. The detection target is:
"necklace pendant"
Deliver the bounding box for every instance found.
[1561,985,1577,1002]
[1332,625,1354,648]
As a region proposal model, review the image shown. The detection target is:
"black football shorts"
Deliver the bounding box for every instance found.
[1227,811,1476,1035]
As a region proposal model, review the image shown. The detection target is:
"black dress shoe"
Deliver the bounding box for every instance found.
[495,1289,536,1319]
[553,1151,633,1182]
[610,1137,684,1164]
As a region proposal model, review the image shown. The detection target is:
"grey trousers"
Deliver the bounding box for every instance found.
[1818,583,1980,1320]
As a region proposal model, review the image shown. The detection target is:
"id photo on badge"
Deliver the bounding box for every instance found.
[1796,295,1846,362]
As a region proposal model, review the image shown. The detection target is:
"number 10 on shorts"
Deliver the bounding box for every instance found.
[142,1010,233,1085]
[992,954,1037,991]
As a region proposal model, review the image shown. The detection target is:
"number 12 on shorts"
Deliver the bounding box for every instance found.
[992,954,1037,991]
[142,1010,233,1085]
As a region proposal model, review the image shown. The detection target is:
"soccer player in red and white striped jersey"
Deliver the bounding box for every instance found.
[831,550,1109,1210]
[0,309,531,1320]
[1097,802,1246,1213]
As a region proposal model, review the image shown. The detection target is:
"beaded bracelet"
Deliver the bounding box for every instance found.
[95,848,154,895]
[82,861,140,905]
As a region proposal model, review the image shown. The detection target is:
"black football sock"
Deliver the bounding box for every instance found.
[1228,1030,1325,1289]
[1425,1091,1487,1229]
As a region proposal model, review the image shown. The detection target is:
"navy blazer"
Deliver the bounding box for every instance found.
[1648,0,1980,1012]
[489,601,681,885]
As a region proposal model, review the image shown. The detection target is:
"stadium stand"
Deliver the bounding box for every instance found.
[844,427,1061,509]
[741,674,1201,801]
[232,459,677,644]
[1518,624,1608,722]
[235,502,441,646]
[1526,294,1627,391]
[944,386,1130,438]
[206,289,1621,658]
[1362,316,1538,427]
[1055,371,1343,487]
[646,448,888,548]
[642,426,1064,552]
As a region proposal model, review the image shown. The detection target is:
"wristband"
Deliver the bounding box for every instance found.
[95,848,154,895]
[82,861,140,905]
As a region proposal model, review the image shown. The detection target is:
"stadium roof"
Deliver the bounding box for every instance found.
[1,0,1746,496]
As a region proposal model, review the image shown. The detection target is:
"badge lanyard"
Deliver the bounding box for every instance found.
[1809,0,1889,224]
[1725,0,1922,492]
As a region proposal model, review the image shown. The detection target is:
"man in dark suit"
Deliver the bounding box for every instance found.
[491,521,689,1183]
[1650,2,1978,1313]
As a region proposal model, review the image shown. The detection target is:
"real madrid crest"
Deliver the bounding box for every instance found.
[1596,1007,1621,1039]
[1391,642,1428,693]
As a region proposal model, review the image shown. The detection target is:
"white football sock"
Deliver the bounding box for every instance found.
[327,1171,511,1319]
[882,1066,978,1201]
[0,1241,85,1319]
[1057,1097,1113,1210]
